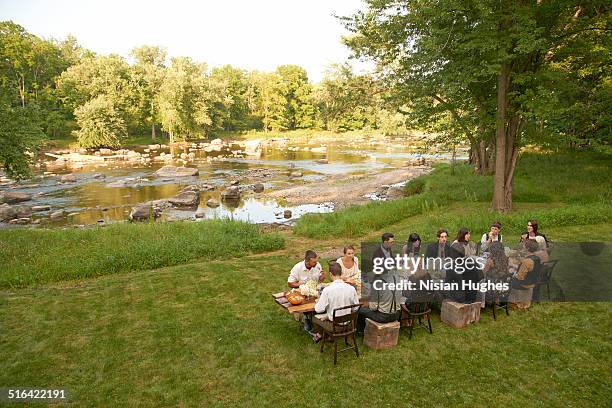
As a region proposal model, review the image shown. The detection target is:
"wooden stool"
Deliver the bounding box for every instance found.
[440,300,481,328]
[363,318,400,349]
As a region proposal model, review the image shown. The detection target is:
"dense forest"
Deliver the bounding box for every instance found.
[1,1,610,212]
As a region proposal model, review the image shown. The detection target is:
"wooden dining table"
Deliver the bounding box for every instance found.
[272,291,368,314]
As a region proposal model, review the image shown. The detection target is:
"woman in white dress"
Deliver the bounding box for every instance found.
[336,245,361,294]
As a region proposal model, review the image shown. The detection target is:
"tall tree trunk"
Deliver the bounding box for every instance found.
[492,62,513,212]
[151,123,156,141]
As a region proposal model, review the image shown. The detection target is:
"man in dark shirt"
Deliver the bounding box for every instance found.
[425,229,452,259]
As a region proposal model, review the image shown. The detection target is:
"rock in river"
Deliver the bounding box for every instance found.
[220,186,241,201]
[168,191,200,208]
[0,204,17,222]
[154,165,199,178]
[0,191,31,204]
[253,183,264,193]
[290,171,303,178]
[129,202,163,221]
[60,173,77,183]
[206,198,220,208]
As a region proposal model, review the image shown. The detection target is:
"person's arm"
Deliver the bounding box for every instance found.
[515,259,533,281]
[288,263,301,288]
[314,290,328,314]
[318,264,325,282]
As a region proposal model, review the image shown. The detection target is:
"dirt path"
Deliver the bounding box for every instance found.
[266,165,432,207]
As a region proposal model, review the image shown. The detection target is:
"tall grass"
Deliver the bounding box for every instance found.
[294,150,612,238]
[0,220,285,288]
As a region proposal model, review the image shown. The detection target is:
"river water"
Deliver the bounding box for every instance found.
[0,135,466,228]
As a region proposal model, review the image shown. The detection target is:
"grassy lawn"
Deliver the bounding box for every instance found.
[1,253,610,407]
[1,149,611,406]
[0,220,284,289]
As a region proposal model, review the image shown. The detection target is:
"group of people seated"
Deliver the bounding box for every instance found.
[287,220,552,342]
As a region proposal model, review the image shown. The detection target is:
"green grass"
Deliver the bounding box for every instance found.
[1,149,611,406]
[0,220,284,289]
[1,255,610,407]
[295,150,612,238]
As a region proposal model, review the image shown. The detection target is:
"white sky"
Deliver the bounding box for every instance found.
[0,0,370,82]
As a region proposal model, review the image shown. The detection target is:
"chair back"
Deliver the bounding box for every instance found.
[332,304,360,335]
[538,260,558,283]
[406,291,433,314]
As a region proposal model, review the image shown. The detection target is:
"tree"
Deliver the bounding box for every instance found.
[157,57,222,142]
[344,0,612,212]
[316,64,380,131]
[249,71,288,131]
[73,95,127,148]
[130,45,166,140]
[276,65,318,129]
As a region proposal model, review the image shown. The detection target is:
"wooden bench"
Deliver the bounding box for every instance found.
[440,300,481,328]
[363,318,400,349]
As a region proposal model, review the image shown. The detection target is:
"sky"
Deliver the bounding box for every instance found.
[0,0,371,82]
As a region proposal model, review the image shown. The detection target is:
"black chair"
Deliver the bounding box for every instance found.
[400,293,433,339]
[534,260,559,301]
[486,281,510,320]
[318,304,360,365]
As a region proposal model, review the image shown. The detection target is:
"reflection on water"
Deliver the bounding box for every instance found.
[1,137,464,228]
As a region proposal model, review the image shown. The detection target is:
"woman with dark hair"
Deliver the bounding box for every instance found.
[401,233,422,256]
[521,220,548,250]
[483,241,510,282]
[452,227,477,257]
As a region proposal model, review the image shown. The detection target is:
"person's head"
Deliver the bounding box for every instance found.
[527,220,538,235]
[436,229,449,244]
[408,233,421,249]
[524,239,539,253]
[456,227,470,243]
[489,241,508,269]
[304,250,318,268]
[329,261,342,279]
[490,221,501,236]
[382,232,395,248]
[343,245,355,258]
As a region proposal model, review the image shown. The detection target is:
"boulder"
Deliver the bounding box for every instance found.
[210,138,223,145]
[129,202,162,221]
[283,210,292,219]
[32,205,51,212]
[440,301,481,329]
[168,191,200,208]
[221,186,241,201]
[290,171,303,178]
[9,217,31,225]
[99,148,113,155]
[148,144,160,150]
[155,165,199,178]
[50,210,65,220]
[92,173,106,179]
[253,183,264,193]
[206,199,220,208]
[315,159,329,164]
[14,205,32,218]
[244,139,262,157]
[364,319,400,350]
[195,208,206,218]
[60,174,77,183]
[0,191,31,204]
[0,204,17,222]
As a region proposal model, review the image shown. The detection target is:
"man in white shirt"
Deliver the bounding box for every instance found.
[314,262,359,321]
[288,250,325,288]
[288,250,325,341]
[481,221,503,253]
